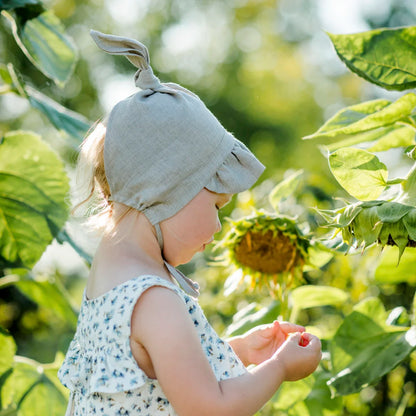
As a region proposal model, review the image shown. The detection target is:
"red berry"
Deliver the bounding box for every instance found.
[299,334,309,347]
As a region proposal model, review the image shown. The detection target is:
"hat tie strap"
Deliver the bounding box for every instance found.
[164,261,200,298]
[154,223,164,250]
[154,223,199,297]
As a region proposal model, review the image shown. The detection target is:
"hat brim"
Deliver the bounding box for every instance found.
[205,133,265,195]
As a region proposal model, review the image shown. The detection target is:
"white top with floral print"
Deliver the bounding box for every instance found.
[58,275,247,415]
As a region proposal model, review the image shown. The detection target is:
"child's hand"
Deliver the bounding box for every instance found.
[273,332,322,381]
[235,321,305,366]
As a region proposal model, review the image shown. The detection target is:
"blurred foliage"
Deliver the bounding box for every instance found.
[1,0,416,415]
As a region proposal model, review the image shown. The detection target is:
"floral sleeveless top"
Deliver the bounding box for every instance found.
[58,275,247,415]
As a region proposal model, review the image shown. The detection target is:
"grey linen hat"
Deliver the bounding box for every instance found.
[90,30,265,229]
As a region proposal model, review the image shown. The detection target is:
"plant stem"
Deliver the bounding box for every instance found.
[6,63,27,99]
[0,274,20,289]
[0,85,13,95]
[395,388,412,416]
[398,162,416,205]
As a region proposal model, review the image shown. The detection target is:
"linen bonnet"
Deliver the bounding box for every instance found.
[90,30,265,237]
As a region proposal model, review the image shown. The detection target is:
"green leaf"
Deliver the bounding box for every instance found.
[2,9,77,86]
[375,246,416,284]
[225,300,281,337]
[324,124,415,153]
[272,372,315,410]
[399,163,416,206]
[304,243,334,269]
[0,64,14,85]
[329,148,388,200]
[298,371,343,416]
[367,124,415,152]
[328,27,416,91]
[272,370,343,415]
[27,87,91,143]
[349,205,382,248]
[14,278,78,329]
[269,170,303,211]
[328,298,416,396]
[377,201,413,223]
[304,94,416,140]
[56,228,93,265]
[0,0,41,11]
[0,131,69,268]
[291,286,349,310]
[1,360,67,416]
[0,327,16,374]
[403,208,416,241]
[281,371,343,416]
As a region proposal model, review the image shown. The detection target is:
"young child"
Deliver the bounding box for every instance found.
[58,30,321,416]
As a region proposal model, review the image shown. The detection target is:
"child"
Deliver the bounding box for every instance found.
[58,30,321,416]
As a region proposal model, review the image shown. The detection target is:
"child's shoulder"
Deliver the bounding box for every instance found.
[84,274,185,307]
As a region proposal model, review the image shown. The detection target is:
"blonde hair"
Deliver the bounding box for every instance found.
[74,121,133,235]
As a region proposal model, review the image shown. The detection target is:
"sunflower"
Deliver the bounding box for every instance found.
[218,210,311,295]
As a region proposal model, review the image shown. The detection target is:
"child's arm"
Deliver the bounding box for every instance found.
[131,287,321,416]
[228,321,306,366]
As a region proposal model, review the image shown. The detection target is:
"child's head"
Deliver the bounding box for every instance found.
[78,30,264,253]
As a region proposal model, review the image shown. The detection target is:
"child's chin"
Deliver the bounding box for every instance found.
[165,252,194,267]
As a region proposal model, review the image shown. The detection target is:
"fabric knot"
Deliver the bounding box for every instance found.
[134,67,163,91]
[90,30,163,91]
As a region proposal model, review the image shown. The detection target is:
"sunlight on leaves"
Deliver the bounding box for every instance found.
[329,148,388,200]
[328,27,416,91]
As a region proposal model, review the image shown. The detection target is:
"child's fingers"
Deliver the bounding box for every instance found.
[278,321,305,334]
[285,331,302,343]
[302,333,321,348]
[285,332,321,350]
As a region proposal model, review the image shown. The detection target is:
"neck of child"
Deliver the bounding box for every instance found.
[102,209,164,267]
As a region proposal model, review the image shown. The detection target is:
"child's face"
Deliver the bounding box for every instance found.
[160,188,232,266]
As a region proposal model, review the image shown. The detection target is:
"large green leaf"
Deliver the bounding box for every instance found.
[291,286,349,310]
[272,372,315,410]
[328,27,416,91]
[0,327,16,374]
[14,278,78,329]
[1,360,67,416]
[0,64,90,142]
[326,125,415,153]
[367,125,415,152]
[225,300,281,337]
[27,87,90,143]
[273,371,342,416]
[329,148,388,200]
[328,298,416,396]
[2,8,77,85]
[375,247,416,284]
[0,131,69,268]
[303,94,416,140]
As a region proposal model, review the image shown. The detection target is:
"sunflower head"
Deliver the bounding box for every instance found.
[218,211,311,295]
[321,200,416,261]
